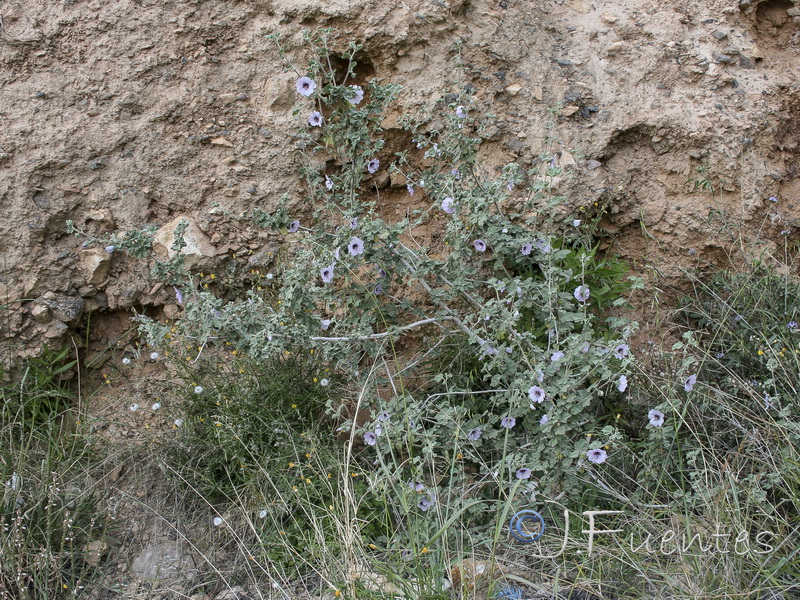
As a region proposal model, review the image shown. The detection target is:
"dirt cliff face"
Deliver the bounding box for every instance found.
[1,0,798,356]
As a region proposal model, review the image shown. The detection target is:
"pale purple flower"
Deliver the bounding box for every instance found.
[348,236,364,256]
[308,111,323,127]
[347,85,364,105]
[617,375,628,392]
[789,321,798,330]
[613,344,629,360]
[536,239,552,254]
[528,385,546,404]
[769,195,778,203]
[295,76,316,96]
[688,248,697,256]
[364,432,377,446]
[377,411,391,422]
[572,219,581,227]
[441,197,455,214]
[451,168,461,179]
[684,374,697,392]
[349,217,359,229]
[321,319,331,330]
[418,496,434,511]
[104,245,115,253]
[374,284,383,295]
[521,243,533,255]
[648,409,665,427]
[407,184,415,196]
[763,392,772,410]
[320,264,335,284]
[174,287,184,304]
[501,416,516,429]
[289,220,300,233]
[334,247,341,261]
[483,344,498,356]
[539,414,549,425]
[409,481,424,493]
[367,158,380,174]
[325,175,333,190]
[581,342,591,353]
[536,370,544,383]
[781,230,791,236]
[507,182,514,191]
[467,427,482,441]
[473,239,487,252]
[455,105,466,118]
[587,449,608,464]
[516,468,532,480]
[375,423,382,436]
[574,285,590,302]
[551,351,564,362]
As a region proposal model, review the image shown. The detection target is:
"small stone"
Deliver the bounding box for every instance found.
[211,137,233,147]
[31,304,51,324]
[601,12,618,23]
[45,296,85,325]
[504,83,522,96]
[607,41,626,55]
[79,248,112,286]
[561,105,580,116]
[218,93,237,104]
[556,58,573,66]
[711,30,728,40]
[153,217,216,269]
[44,320,69,339]
[505,138,524,154]
[374,171,391,189]
[587,159,602,170]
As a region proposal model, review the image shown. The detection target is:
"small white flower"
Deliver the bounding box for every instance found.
[320,378,329,387]
[258,509,268,519]
[174,419,183,427]
[151,402,161,411]
[573,219,581,227]
[129,403,139,412]
[149,352,160,361]
[122,357,131,366]
[194,385,204,394]
[213,516,224,527]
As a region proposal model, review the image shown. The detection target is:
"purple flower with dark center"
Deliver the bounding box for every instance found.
[367,158,380,174]
[455,105,466,118]
[789,321,799,330]
[551,351,564,362]
[441,197,455,214]
[451,168,461,179]
[325,175,333,190]
[467,427,482,441]
[516,468,532,480]
[617,375,628,392]
[528,385,546,404]
[781,230,791,236]
[648,409,665,427]
[539,414,549,425]
[295,76,316,96]
[501,416,516,429]
[418,496,434,511]
[348,236,364,256]
[587,449,608,464]
[473,239,487,252]
[364,431,377,446]
[574,285,590,302]
[401,549,413,561]
[409,481,424,493]
[374,284,383,295]
[521,243,533,255]
[378,411,391,422]
[684,374,697,392]
[320,264,334,284]
[289,220,300,233]
[348,85,364,105]
[308,111,323,127]
[321,319,331,330]
[613,344,629,360]
[349,217,359,229]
